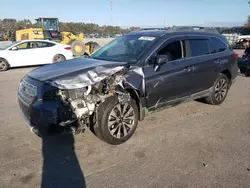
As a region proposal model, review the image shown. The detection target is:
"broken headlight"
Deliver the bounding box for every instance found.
[43,90,58,100]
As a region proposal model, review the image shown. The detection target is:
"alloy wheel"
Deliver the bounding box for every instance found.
[108,103,135,139]
[0,60,7,70]
[54,55,65,62]
[215,78,228,101]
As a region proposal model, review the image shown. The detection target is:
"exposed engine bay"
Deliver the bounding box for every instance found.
[56,69,131,131]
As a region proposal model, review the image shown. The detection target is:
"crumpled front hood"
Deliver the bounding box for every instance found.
[27,57,127,89]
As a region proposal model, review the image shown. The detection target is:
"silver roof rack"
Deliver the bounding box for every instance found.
[138,28,167,31]
[166,26,220,34]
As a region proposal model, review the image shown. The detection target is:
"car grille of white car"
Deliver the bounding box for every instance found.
[18,80,37,105]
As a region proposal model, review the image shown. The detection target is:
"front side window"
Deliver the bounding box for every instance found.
[157,40,183,61]
[91,35,156,63]
[189,39,210,57]
[15,42,29,49]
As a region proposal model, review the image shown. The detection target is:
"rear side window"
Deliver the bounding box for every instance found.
[189,39,210,57]
[209,37,227,53]
[36,42,55,48]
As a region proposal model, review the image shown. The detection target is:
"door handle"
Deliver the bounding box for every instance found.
[184,66,192,72]
[214,59,221,64]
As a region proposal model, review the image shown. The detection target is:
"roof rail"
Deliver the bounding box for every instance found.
[166,26,219,34]
[138,28,167,31]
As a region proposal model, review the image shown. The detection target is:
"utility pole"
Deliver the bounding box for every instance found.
[109,0,113,25]
[164,19,165,28]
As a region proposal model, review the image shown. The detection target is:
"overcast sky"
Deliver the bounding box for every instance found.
[1,0,249,27]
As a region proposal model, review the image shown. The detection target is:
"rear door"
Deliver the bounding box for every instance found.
[208,36,230,76]
[186,36,218,94]
[143,36,197,110]
[34,41,57,64]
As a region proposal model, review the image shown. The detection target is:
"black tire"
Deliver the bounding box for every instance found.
[205,73,230,105]
[0,58,9,71]
[70,40,86,56]
[240,67,246,74]
[85,41,101,54]
[94,95,139,145]
[244,69,250,77]
[52,54,66,63]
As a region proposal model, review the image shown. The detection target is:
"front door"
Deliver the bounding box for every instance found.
[7,41,41,67]
[143,37,196,110]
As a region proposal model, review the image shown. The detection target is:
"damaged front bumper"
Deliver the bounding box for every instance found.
[18,61,146,137]
[18,76,80,137]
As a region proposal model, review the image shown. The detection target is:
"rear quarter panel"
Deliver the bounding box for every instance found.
[56,45,74,60]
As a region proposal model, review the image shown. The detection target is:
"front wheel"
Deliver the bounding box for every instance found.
[94,96,139,145]
[205,73,230,105]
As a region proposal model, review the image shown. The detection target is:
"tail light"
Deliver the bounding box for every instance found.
[233,53,238,61]
[51,32,58,36]
[64,47,71,50]
[243,55,248,60]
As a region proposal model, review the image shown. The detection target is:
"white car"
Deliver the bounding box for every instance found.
[0,39,74,71]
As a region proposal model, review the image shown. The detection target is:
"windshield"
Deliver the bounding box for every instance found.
[91,35,156,62]
[38,18,59,31]
[0,41,19,50]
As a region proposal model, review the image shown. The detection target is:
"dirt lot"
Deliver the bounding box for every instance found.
[0,50,250,188]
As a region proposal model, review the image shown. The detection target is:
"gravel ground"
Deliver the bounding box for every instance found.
[0,46,249,188]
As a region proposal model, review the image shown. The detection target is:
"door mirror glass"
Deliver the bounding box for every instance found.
[153,55,168,72]
[11,47,18,51]
[156,55,168,65]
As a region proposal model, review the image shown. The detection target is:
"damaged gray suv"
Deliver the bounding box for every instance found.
[18,26,238,145]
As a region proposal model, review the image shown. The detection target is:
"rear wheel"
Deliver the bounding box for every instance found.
[240,67,246,74]
[85,41,100,54]
[94,96,139,145]
[52,54,66,63]
[0,58,9,71]
[244,69,250,77]
[205,73,229,105]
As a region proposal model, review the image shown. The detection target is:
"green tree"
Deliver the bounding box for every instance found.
[245,15,250,28]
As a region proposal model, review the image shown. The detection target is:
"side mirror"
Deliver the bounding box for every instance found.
[153,55,168,72]
[11,47,18,51]
[156,55,168,65]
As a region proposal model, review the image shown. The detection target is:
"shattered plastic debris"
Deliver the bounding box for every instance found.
[116,90,131,103]
[48,66,124,89]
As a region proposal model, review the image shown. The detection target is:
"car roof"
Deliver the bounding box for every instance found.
[16,39,57,44]
[126,27,223,39]
[127,30,167,37]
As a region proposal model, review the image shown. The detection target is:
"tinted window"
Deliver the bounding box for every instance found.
[36,42,55,48]
[157,40,183,61]
[189,39,210,57]
[209,37,227,53]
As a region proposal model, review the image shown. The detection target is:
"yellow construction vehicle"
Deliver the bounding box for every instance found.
[0,31,9,41]
[13,17,100,56]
